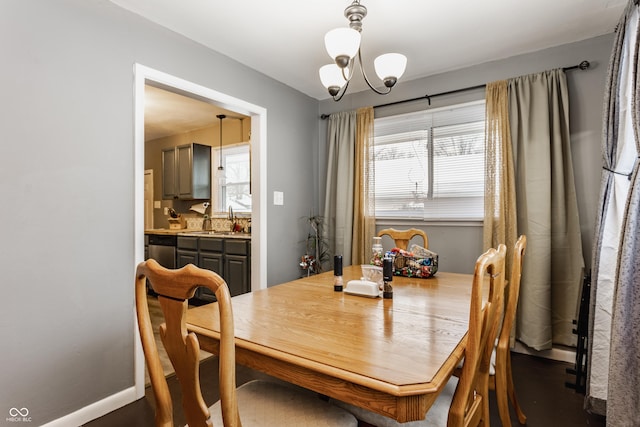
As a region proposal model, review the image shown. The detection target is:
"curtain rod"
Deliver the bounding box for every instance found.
[320,60,590,119]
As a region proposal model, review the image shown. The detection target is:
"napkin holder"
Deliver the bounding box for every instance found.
[344,279,381,298]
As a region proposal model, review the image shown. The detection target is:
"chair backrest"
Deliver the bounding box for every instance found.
[377,228,428,250]
[449,244,507,427]
[135,259,239,427]
[497,235,527,359]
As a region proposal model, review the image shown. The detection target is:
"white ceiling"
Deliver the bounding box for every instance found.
[113,0,625,102]
[144,85,247,141]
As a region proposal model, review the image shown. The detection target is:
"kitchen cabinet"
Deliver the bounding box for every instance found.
[225,255,249,297]
[224,240,250,299]
[162,143,211,200]
[176,236,198,268]
[197,238,225,302]
[177,250,198,267]
[176,235,250,302]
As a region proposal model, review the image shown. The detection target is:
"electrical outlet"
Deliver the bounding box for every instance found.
[164,207,169,215]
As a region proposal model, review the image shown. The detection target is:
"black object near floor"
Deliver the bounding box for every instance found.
[84,352,605,427]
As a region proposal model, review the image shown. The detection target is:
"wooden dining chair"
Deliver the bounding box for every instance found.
[491,235,528,427]
[333,244,507,427]
[135,259,358,427]
[377,228,428,250]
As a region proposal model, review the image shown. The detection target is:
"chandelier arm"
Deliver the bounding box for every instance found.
[332,79,351,101]
[357,50,391,95]
[340,57,356,83]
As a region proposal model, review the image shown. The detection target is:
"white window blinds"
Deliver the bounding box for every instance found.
[373,100,485,220]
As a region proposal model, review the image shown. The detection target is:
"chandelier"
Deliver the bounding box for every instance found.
[319,0,407,101]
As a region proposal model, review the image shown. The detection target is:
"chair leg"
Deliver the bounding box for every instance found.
[494,348,513,427]
[506,353,527,424]
[495,372,512,427]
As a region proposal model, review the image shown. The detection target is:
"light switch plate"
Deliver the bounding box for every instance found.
[273,191,284,206]
[154,200,161,209]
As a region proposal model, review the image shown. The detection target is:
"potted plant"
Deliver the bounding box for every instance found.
[299,213,330,276]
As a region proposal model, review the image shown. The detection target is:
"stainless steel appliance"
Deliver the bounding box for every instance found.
[147,234,177,268]
[147,234,177,294]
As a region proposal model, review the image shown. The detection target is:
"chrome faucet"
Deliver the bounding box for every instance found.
[228,206,235,230]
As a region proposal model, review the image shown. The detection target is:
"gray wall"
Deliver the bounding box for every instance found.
[318,34,614,274]
[0,0,317,424]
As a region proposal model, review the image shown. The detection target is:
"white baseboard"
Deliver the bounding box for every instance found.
[513,341,576,364]
[41,386,137,427]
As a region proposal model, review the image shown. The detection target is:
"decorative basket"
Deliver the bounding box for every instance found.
[391,244,438,279]
[168,217,183,230]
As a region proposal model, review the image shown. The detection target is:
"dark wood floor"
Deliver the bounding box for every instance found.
[85,352,605,426]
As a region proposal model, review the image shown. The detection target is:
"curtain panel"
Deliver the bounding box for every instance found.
[483,80,517,280]
[508,69,585,350]
[323,111,356,266]
[586,1,640,418]
[604,1,640,424]
[351,107,376,265]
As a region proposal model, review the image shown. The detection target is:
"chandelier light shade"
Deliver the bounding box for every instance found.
[374,53,407,87]
[320,0,407,101]
[324,28,361,67]
[319,64,349,96]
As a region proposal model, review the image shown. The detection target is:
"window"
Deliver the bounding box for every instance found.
[212,143,251,213]
[373,100,485,220]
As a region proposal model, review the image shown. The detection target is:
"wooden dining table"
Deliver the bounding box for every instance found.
[185,264,477,423]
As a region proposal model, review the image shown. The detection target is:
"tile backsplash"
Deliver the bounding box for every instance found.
[183,213,250,232]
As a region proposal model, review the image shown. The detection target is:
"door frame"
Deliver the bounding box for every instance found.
[144,169,154,230]
[133,64,267,397]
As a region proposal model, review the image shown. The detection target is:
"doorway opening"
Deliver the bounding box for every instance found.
[133,64,267,398]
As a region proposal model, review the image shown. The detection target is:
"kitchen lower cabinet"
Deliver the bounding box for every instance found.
[177,235,250,302]
[224,239,250,298]
[225,254,249,297]
[197,238,224,302]
[199,253,223,274]
[177,250,198,267]
[176,236,198,268]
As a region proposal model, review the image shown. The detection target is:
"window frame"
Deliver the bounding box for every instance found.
[212,142,252,214]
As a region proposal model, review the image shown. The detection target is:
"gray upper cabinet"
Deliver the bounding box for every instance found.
[162,143,211,200]
[162,148,176,199]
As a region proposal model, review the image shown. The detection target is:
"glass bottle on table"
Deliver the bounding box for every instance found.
[371,236,383,267]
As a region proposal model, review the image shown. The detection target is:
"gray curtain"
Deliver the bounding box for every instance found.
[587,1,639,416]
[508,70,585,350]
[605,2,640,425]
[324,111,356,266]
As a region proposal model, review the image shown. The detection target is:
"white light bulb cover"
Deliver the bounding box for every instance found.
[319,64,348,89]
[324,28,361,60]
[374,53,407,80]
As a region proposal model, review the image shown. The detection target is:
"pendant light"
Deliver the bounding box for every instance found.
[216,114,226,179]
[319,0,407,101]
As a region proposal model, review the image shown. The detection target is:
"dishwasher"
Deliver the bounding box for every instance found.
[146,234,177,294]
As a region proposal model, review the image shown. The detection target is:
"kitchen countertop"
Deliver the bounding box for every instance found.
[145,228,251,239]
[145,228,184,235]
